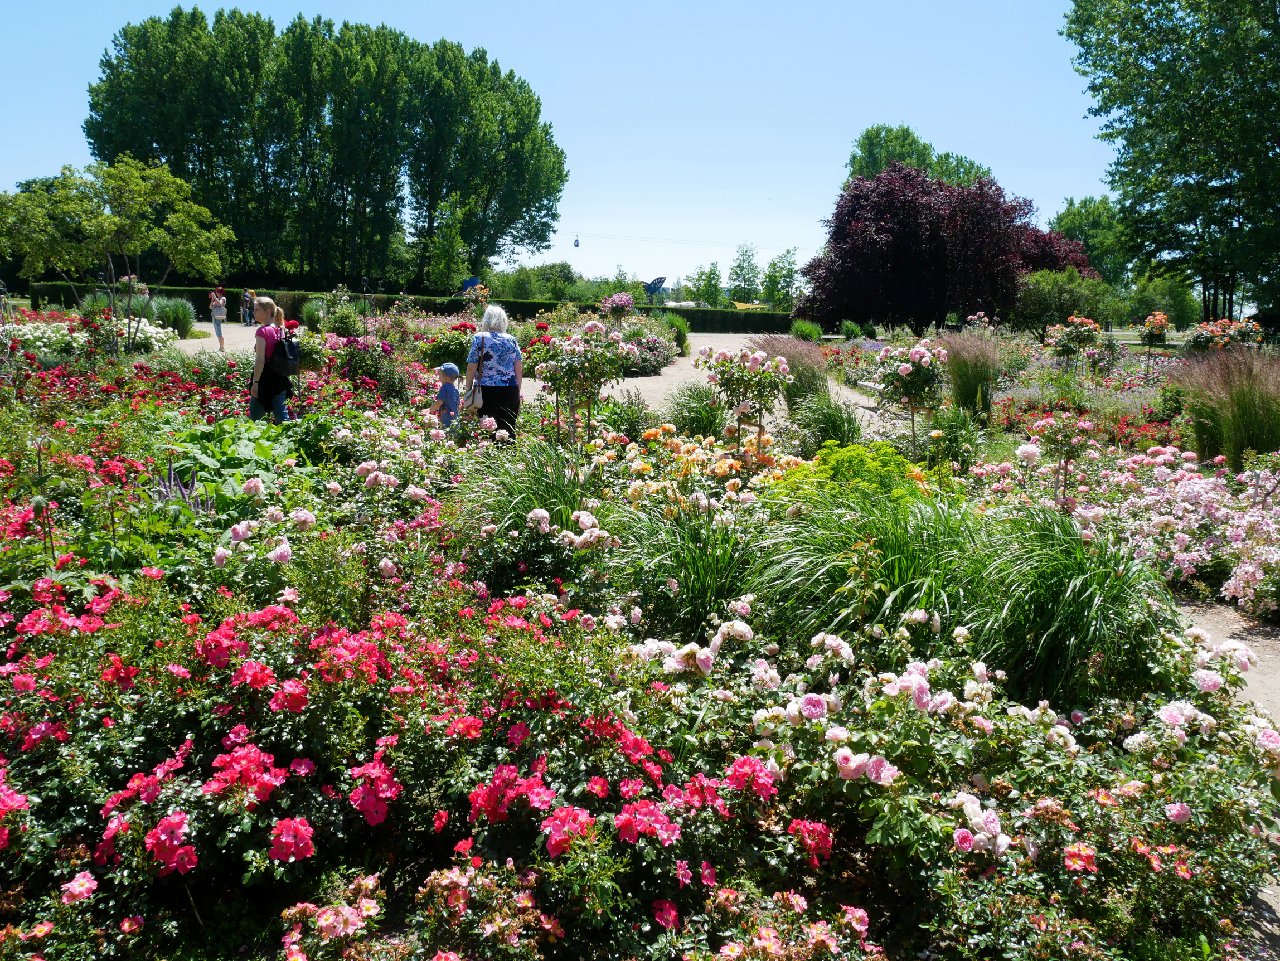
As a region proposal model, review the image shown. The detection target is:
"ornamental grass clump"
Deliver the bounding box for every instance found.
[1175,348,1280,471]
[751,485,1179,705]
[940,332,1000,418]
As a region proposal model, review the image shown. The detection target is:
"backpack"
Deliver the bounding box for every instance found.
[268,333,300,378]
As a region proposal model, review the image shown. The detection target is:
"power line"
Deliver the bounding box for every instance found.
[563,231,812,255]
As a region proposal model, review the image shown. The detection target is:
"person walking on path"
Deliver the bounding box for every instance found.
[209,284,227,352]
[242,288,255,326]
[248,297,292,423]
[465,305,523,438]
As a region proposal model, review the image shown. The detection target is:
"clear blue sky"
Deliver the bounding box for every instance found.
[2,0,1113,284]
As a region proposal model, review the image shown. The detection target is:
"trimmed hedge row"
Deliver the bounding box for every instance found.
[29,283,794,334]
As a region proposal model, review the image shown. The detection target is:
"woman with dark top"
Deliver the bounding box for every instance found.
[248,297,292,423]
[465,304,523,437]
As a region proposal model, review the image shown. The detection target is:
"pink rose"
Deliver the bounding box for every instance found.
[1165,802,1192,824]
[953,828,975,852]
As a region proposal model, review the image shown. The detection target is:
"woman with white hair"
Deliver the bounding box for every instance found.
[465,304,523,437]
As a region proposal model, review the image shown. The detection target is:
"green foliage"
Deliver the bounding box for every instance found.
[611,500,756,639]
[753,486,1180,704]
[789,319,823,342]
[727,244,760,303]
[846,123,991,186]
[83,10,567,287]
[152,295,196,338]
[689,263,723,309]
[1014,267,1113,340]
[1065,0,1279,321]
[0,157,235,291]
[840,320,861,340]
[1050,195,1130,287]
[324,302,366,338]
[774,441,927,500]
[301,298,326,332]
[1126,273,1201,331]
[664,382,727,438]
[1175,350,1280,471]
[783,360,830,412]
[790,394,863,459]
[761,248,799,312]
[942,332,1001,416]
[926,405,982,472]
[654,311,690,356]
[597,389,658,441]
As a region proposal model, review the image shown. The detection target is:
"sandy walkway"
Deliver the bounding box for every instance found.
[176,325,884,428]
[1182,603,1280,957]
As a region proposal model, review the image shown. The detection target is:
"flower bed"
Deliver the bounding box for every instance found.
[0,335,1277,960]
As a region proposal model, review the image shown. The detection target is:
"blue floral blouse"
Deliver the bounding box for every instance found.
[467,332,522,387]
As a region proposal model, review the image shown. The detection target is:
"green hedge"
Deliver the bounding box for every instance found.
[29,283,793,334]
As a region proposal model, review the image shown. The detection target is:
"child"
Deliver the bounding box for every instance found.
[429,362,461,428]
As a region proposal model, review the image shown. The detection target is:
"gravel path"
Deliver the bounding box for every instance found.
[1182,603,1280,958]
[176,325,885,429]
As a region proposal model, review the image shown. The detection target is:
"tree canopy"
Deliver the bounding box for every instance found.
[0,157,234,296]
[1049,196,1130,287]
[846,124,992,187]
[1065,0,1280,321]
[84,7,568,293]
[798,164,1090,333]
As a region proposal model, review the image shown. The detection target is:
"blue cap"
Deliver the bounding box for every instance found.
[437,362,460,377]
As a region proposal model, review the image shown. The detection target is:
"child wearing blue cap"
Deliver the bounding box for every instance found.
[430,363,461,428]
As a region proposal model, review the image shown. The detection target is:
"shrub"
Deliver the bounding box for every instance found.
[840,320,861,340]
[325,302,366,338]
[1175,350,1280,469]
[941,332,1001,417]
[597,389,657,440]
[152,295,196,338]
[664,382,727,438]
[789,318,824,342]
[772,440,930,501]
[624,335,678,376]
[926,405,982,472]
[301,298,326,332]
[861,321,877,339]
[338,340,409,402]
[790,394,863,458]
[611,499,757,639]
[753,487,1181,704]
[656,311,690,356]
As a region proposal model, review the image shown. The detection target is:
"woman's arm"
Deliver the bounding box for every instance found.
[465,362,478,392]
[251,336,265,399]
[514,355,523,387]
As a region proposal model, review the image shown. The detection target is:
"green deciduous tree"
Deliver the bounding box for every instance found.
[847,124,991,187]
[0,157,234,301]
[1065,0,1280,322]
[1050,196,1130,287]
[727,245,760,303]
[761,248,798,312]
[690,263,723,309]
[1013,267,1113,342]
[83,8,567,292]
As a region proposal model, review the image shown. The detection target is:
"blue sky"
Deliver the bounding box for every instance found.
[3,0,1114,284]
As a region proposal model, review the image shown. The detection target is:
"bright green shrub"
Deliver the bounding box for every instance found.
[790,319,824,342]
[301,298,326,332]
[791,395,863,458]
[664,382,727,438]
[152,295,196,338]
